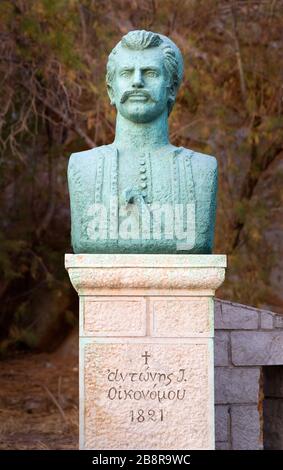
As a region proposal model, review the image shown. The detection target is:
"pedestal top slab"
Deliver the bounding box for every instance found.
[65,254,227,295]
[65,253,227,268]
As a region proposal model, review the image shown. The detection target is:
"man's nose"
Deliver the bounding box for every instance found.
[132,69,144,88]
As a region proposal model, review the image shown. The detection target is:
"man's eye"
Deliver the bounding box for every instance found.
[120,70,131,77]
[145,71,157,77]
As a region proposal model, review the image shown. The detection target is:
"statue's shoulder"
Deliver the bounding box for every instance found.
[179,147,217,194]
[67,145,114,183]
[179,147,217,181]
[68,144,111,168]
[181,147,217,173]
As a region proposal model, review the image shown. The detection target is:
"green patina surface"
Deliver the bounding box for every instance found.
[68,30,218,254]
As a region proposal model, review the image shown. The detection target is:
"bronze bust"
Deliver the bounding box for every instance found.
[68,30,217,254]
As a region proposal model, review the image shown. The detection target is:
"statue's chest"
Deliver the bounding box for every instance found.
[117,152,173,204]
[88,149,195,208]
[150,155,173,202]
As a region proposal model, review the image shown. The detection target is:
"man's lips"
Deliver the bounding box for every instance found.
[127,93,148,101]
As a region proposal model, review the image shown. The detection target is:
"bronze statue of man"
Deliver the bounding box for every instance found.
[68,30,217,254]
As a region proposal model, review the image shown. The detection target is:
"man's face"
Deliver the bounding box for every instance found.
[110,47,170,123]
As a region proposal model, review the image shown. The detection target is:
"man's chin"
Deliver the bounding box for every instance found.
[119,107,161,124]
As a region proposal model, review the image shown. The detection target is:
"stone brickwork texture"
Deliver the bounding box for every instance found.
[66,254,283,450]
[215,299,283,450]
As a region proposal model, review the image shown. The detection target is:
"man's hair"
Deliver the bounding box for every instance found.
[106,30,183,115]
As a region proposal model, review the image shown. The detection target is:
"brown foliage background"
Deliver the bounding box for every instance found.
[0,0,283,353]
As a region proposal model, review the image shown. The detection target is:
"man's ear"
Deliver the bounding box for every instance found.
[107,85,116,106]
[166,83,176,114]
[168,82,176,101]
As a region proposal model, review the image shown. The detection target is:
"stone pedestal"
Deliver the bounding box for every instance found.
[65,254,226,450]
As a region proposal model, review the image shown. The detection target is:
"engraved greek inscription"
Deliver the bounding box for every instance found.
[105,360,188,422]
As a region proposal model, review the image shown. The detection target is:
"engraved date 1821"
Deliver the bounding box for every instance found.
[130,409,164,423]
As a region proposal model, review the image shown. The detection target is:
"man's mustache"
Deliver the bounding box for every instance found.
[120,90,157,103]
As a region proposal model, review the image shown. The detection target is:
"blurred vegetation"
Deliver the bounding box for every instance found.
[0,0,283,354]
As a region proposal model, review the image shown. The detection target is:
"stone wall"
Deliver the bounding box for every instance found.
[263,367,283,450]
[214,299,283,450]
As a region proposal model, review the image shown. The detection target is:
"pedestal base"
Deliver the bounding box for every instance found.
[65,254,226,450]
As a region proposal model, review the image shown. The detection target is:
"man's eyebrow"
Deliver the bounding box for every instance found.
[119,66,134,70]
[118,65,161,71]
[141,66,160,71]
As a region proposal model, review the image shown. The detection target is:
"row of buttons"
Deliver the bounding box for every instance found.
[139,156,148,195]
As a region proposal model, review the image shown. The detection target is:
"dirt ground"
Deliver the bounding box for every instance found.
[0,335,79,450]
